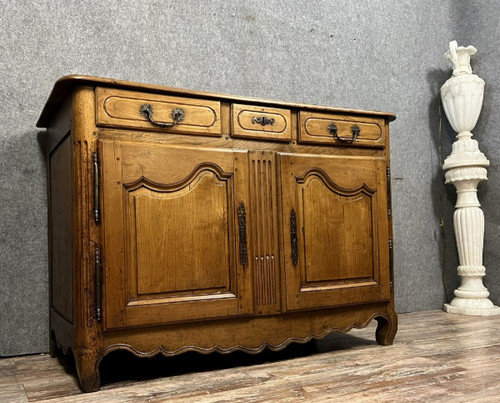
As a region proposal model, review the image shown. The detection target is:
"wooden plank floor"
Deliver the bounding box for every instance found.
[1,310,500,402]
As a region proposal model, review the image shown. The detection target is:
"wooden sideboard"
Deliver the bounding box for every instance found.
[38,75,397,392]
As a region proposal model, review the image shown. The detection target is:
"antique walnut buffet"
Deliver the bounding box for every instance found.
[38,76,397,392]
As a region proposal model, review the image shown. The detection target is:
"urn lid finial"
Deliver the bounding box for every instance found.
[445,40,477,76]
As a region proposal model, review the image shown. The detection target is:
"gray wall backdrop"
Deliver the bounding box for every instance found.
[1,0,498,356]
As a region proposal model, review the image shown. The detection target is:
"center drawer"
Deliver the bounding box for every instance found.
[231,104,292,141]
[96,87,221,136]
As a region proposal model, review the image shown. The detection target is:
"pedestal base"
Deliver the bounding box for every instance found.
[444,303,500,316]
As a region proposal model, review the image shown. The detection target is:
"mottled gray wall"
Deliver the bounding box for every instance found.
[1,0,495,356]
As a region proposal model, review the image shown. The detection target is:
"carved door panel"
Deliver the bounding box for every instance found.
[100,140,252,329]
[280,154,391,311]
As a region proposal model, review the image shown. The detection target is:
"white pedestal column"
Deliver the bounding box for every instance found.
[441,41,500,316]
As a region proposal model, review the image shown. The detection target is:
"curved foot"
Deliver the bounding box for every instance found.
[74,348,101,393]
[375,310,398,346]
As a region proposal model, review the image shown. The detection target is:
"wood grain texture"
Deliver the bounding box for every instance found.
[37,75,396,128]
[42,77,396,392]
[299,111,385,148]
[132,172,231,295]
[280,154,390,311]
[46,92,74,360]
[96,88,222,135]
[70,86,102,392]
[232,104,292,141]
[98,127,388,155]
[249,151,281,315]
[5,311,500,401]
[49,135,73,323]
[100,141,254,330]
[45,94,72,155]
[96,304,394,360]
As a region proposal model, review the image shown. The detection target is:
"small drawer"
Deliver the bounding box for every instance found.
[299,111,385,147]
[96,88,221,136]
[231,104,292,141]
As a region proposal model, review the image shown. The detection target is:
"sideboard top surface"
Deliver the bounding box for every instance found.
[37,75,396,128]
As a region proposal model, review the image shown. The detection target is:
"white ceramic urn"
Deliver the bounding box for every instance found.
[441,40,500,315]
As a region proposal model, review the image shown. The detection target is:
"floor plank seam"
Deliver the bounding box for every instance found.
[3,311,500,401]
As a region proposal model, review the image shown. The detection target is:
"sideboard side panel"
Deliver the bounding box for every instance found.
[49,135,74,324]
[47,94,76,356]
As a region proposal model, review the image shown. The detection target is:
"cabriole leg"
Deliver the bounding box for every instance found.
[375,311,398,346]
[74,348,101,393]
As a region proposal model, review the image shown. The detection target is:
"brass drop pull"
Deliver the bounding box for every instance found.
[252,116,275,126]
[328,123,361,142]
[290,209,298,266]
[140,104,185,128]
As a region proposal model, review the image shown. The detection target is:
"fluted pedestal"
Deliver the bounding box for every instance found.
[444,160,500,315]
[441,41,500,316]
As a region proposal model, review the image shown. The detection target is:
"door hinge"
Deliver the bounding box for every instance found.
[93,152,100,224]
[95,244,102,322]
[386,166,392,219]
[388,238,394,290]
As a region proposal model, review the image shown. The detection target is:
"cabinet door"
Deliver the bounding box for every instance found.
[100,140,252,329]
[280,154,391,311]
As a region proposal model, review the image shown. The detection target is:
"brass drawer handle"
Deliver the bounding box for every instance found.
[140,104,185,128]
[252,116,275,126]
[328,123,360,142]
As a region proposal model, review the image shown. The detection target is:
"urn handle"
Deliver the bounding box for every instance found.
[328,123,361,143]
[140,104,185,128]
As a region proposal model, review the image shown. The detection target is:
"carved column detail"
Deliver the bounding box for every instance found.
[441,40,500,315]
[249,151,280,314]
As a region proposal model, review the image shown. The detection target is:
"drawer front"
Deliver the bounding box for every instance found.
[299,111,385,147]
[96,88,221,135]
[232,104,292,141]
